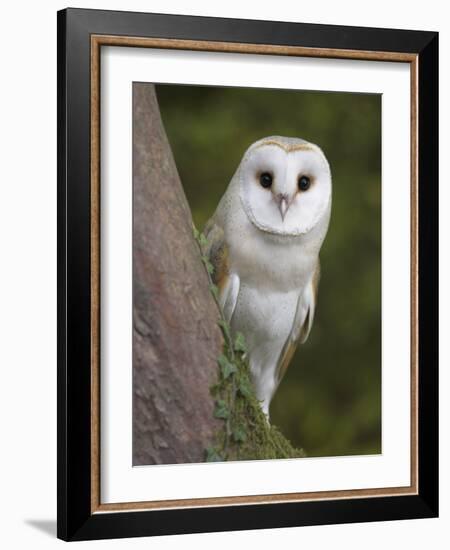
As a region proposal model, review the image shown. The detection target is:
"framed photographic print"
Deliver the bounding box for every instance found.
[57,8,438,541]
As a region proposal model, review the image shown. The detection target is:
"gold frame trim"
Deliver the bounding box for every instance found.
[90,35,419,514]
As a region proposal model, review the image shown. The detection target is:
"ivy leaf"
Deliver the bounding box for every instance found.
[192,225,200,240]
[238,378,253,398]
[213,399,229,419]
[205,447,223,462]
[232,426,247,443]
[234,332,247,353]
[201,255,214,275]
[209,382,220,397]
[209,284,219,301]
[218,319,231,341]
[218,354,237,379]
[198,233,208,247]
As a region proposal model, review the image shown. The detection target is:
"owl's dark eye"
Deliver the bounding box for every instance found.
[298,175,311,191]
[259,172,273,188]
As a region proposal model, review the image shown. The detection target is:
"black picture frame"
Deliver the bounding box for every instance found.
[57,7,438,542]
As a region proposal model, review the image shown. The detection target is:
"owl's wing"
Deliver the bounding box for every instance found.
[203,217,240,324]
[275,259,321,384]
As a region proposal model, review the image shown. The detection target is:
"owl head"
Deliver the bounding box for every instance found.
[238,136,332,236]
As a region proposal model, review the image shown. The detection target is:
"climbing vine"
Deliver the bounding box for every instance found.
[193,225,306,462]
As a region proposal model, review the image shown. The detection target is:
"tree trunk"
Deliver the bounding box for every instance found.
[132,83,223,465]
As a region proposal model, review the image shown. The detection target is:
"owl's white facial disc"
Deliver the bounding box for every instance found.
[239,140,332,236]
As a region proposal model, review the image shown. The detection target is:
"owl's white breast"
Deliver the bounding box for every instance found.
[225,196,319,292]
[230,283,299,366]
[230,281,299,412]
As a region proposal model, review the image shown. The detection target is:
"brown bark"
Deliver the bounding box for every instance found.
[132,83,223,465]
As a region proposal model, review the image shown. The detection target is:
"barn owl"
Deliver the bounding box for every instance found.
[204,136,332,418]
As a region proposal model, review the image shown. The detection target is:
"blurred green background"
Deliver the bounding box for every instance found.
[156,84,381,457]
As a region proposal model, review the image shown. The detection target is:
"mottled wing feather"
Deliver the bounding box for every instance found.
[299,260,321,344]
[203,218,228,289]
[275,260,321,384]
[203,216,240,324]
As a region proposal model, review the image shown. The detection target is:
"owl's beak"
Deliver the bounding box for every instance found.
[277,194,290,221]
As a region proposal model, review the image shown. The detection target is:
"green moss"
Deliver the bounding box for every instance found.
[193,225,305,462]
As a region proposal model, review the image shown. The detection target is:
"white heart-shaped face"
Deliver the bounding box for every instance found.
[239,138,332,236]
